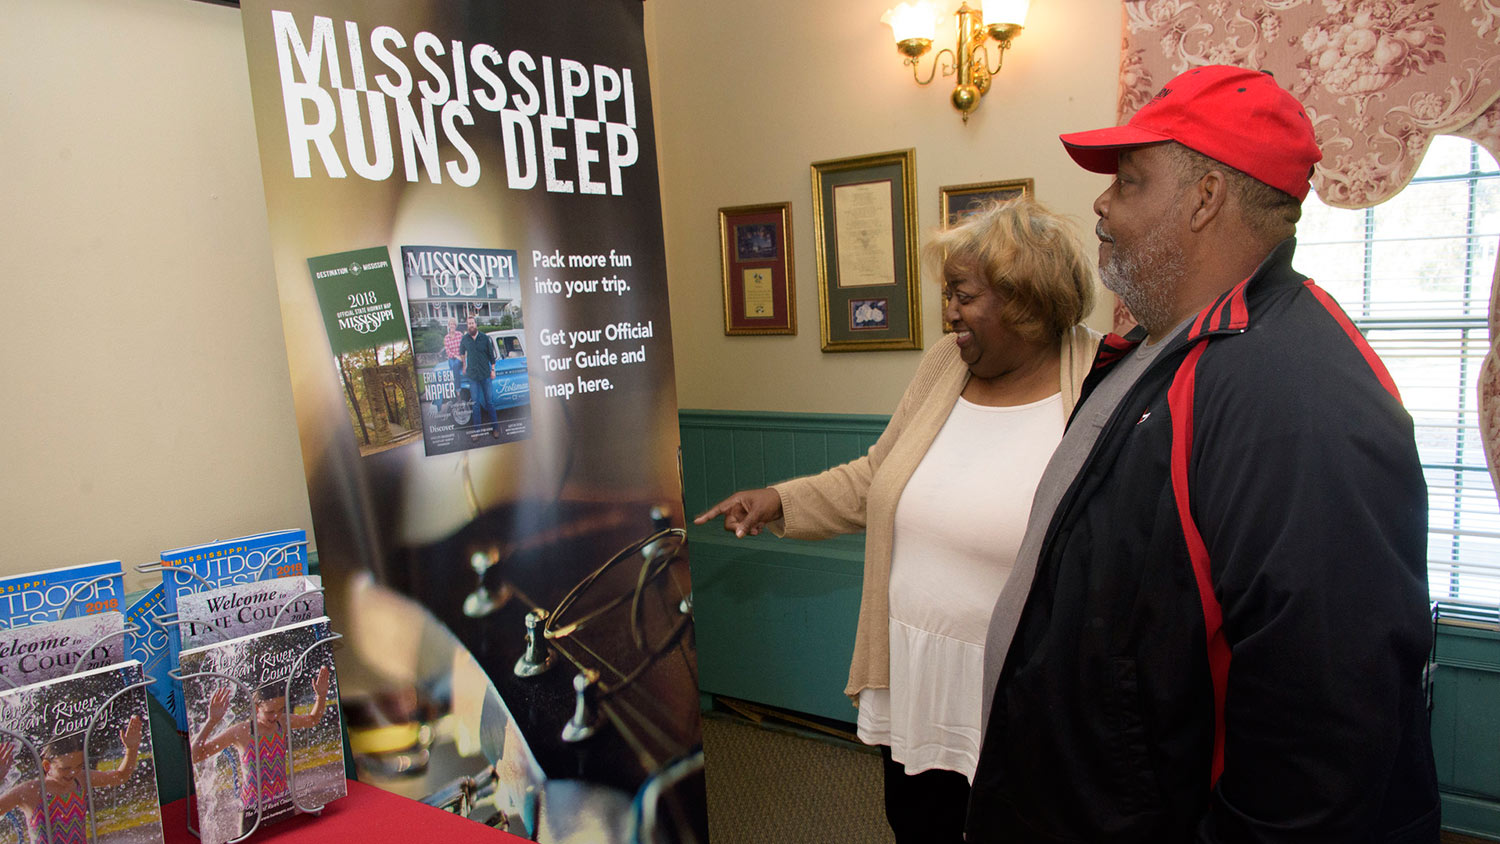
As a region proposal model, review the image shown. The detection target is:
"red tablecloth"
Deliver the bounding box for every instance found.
[161,780,528,843]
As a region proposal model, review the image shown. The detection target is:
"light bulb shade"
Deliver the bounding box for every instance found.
[882,1,940,43]
[981,0,1029,27]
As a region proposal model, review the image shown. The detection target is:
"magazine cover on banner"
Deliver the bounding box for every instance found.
[239,2,705,840]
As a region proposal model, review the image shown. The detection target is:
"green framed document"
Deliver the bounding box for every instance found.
[810,149,921,352]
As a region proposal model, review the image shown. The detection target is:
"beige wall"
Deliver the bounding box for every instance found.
[0,0,1120,582]
[648,0,1122,413]
[0,0,312,588]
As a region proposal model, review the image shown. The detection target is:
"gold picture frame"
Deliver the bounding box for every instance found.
[810,149,921,352]
[718,202,796,335]
[939,178,1034,227]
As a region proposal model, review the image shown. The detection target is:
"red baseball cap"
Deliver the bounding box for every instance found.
[1060,65,1322,201]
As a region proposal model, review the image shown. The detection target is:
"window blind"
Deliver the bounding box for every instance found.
[1297,136,1500,622]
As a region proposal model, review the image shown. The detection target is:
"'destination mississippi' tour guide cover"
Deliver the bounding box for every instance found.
[307,246,421,458]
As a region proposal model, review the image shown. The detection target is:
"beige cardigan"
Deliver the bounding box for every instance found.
[772,324,1101,702]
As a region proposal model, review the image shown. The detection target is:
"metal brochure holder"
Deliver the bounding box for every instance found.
[133,543,315,668]
[167,669,262,842]
[164,621,342,839]
[81,675,156,844]
[282,630,343,815]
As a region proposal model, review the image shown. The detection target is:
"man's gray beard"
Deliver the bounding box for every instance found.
[1098,222,1183,335]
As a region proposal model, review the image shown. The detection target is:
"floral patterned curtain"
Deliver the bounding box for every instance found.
[1116,0,1500,488]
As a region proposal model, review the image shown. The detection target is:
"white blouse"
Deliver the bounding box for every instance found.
[857,392,1064,781]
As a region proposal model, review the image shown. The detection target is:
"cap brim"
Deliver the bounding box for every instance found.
[1059,125,1174,174]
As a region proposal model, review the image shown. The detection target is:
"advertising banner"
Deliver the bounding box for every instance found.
[239,2,704,839]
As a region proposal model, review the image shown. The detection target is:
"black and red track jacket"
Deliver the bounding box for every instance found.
[966,240,1440,843]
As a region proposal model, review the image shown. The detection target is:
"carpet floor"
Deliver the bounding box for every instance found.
[702,711,893,844]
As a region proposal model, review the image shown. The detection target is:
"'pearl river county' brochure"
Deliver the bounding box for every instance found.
[0,660,164,844]
[180,617,344,844]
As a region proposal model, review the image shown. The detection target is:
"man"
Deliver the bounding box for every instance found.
[459,313,500,437]
[437,317,464,412]
[967,66,1439,842]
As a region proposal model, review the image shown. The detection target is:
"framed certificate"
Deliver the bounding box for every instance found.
[719,202,796,335]
[937,178,1034,334]
[810,149,921,352]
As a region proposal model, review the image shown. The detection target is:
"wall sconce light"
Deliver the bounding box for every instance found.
[881,0,1029,122]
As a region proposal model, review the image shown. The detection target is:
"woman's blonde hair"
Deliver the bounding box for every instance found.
[923,196,1096,344]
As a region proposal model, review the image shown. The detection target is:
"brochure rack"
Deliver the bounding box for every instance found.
[167,619,341,840]
[135,539,310,640]
[81,674,156,843]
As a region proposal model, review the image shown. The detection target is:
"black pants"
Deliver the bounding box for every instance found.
[880,745,970,844]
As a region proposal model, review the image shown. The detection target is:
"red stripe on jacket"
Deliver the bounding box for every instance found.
[1166,342,1232,787]
[1302,281,1403,402]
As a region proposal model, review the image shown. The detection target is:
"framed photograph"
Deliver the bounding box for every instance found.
[940,178,1034,227]
[719,202,796,335]
[849,298,889,331]
[810,149,921,352]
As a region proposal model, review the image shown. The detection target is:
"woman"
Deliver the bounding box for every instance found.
[695,197,1099,843]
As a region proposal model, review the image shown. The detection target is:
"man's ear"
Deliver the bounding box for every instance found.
[1189,169,1230,232]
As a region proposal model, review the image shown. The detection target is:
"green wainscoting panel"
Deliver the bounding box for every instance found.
[1433,621,1500,839]
[681,410,888,722]
[689,529,866,721]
